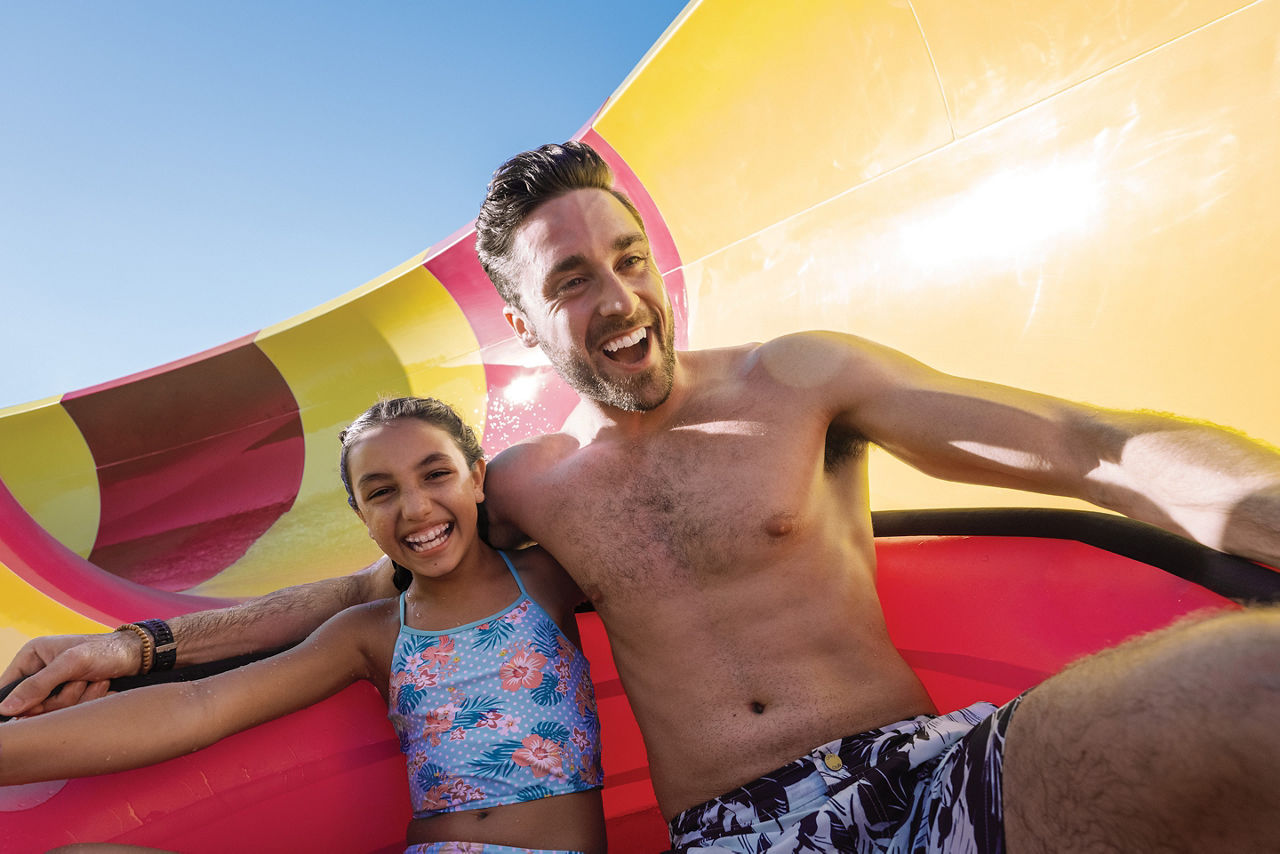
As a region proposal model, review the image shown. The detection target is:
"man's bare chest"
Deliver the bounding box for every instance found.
[522,425,835,595]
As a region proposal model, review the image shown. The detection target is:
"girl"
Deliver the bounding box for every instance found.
[0,397,606,854]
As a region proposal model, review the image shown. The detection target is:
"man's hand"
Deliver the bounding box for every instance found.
[0,632,142,717]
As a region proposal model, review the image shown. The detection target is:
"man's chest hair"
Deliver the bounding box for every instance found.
[530,423,836,586]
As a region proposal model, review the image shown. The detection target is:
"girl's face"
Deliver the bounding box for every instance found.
[346,419,486,579]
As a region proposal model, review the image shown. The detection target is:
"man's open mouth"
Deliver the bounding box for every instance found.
[602,327,651,364]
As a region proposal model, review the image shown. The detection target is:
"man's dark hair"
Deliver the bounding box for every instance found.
[475,140,645,309]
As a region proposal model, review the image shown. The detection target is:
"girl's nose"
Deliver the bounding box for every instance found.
[401,486,433,519]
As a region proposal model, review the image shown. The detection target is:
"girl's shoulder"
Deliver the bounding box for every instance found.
[316,596,400,678]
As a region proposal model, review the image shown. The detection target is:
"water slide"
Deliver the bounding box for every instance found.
[4,0,1280,850]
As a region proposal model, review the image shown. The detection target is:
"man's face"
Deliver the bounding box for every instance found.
[504,188,676,412]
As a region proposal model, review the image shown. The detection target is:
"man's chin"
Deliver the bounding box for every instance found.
[551,340,676,412]
[578,366,674,412]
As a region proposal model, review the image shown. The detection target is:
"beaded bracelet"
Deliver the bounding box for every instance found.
[137,618,177,671]
[114,623,155,675]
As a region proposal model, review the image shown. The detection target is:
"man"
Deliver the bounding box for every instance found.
[4,141,1279,852]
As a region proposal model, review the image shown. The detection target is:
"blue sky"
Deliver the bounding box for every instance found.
[0,1,688,408]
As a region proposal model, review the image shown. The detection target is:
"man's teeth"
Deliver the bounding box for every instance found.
[603,328,647,353]
[405,523,451,551]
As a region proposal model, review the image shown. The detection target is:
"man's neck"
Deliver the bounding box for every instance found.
[565,352,693,442]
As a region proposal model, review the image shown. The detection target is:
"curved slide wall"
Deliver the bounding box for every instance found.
[2,0,1279,850]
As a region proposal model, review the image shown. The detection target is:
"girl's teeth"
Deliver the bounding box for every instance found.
[406,524,450,550]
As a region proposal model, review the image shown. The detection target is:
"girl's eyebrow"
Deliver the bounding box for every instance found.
[355,452,453,489]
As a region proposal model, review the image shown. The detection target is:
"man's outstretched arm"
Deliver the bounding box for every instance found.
[768,331,1280,567]
[0,556,398,717]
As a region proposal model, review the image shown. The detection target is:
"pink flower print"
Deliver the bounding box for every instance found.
[439,844,485,854]
[580,755,603,787]
[400,651,440,690]
[554,656,573,690]
[389,669,413,696]
[575,678,597,715]
[501,714,521,731]
[421,704,458,746]
[448,727,466,742]
[499,647,546,692]
[422,782,451,812]
[421,636,456,668]
[511,734,565,779]
[476,710,504,729]
[444,778,485,806]
[503,601,530,625]
[424,777,484,812]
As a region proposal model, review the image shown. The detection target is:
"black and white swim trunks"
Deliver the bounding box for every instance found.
[666,698,1022,853]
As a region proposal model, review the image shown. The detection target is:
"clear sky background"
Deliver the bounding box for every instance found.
[0,1,689,408]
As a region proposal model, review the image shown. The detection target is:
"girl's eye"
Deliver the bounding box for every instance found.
[366,487,391,501]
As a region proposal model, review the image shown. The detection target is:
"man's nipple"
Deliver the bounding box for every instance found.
[765,512,797,538]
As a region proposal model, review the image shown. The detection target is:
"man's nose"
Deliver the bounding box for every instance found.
[597,270,641,316]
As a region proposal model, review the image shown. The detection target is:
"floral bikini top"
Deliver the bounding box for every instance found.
[387,551,603,819]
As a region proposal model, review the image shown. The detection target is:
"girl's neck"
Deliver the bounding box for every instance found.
[402,546,519,631]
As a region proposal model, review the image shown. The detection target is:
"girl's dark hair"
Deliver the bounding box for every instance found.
[474,140,646,310]
[338,397,486,593]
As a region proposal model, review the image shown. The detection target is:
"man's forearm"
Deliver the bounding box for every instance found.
[1078,410,1280,567]
[168,558,397,667]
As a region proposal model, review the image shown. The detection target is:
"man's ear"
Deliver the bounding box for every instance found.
[503,305,539,349]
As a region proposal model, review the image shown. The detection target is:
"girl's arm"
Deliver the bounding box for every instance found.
[0,601,387,786]
[0,555,399,718]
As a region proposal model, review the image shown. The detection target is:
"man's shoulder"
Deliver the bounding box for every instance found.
[488,432,580,488]
[738,330,886,384]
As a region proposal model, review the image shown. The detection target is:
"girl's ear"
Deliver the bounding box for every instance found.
[470,458,487,503]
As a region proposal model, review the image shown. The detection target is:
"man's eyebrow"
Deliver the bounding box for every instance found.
[545,232,648,280]
[548,253,588,278]
[613,232,646,252]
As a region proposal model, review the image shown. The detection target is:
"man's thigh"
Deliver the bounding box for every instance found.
[1002,607,1280,853]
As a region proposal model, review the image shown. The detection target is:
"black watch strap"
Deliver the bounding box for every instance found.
[137,618,177,671]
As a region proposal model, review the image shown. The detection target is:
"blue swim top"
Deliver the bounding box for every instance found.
[387,551,603,819]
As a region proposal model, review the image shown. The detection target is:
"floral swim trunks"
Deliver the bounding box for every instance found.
[666,698,1023,853]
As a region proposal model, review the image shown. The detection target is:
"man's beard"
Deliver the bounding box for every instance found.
[546,323,676,412]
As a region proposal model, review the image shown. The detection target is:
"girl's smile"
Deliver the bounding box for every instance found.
[346,419,486,580]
